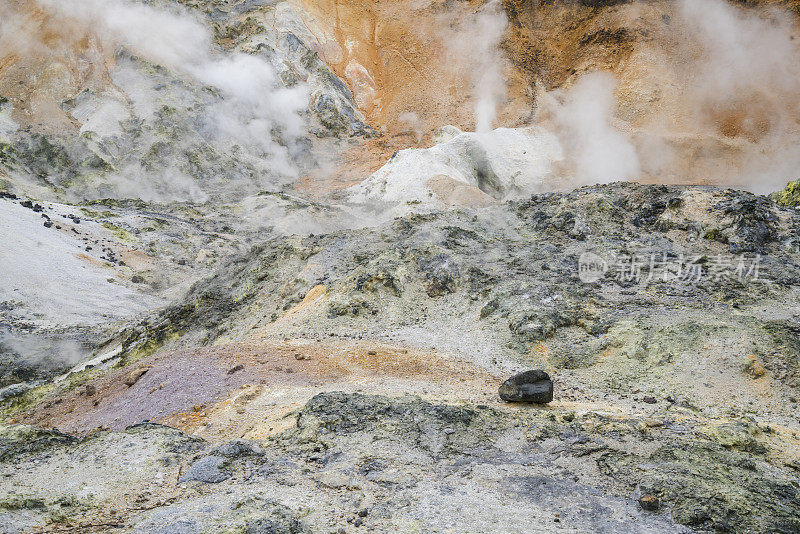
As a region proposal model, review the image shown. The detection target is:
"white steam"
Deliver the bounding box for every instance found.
[34,0,308,135]
[0,334,89,381]
[671,0,800,191]
[366,0,800,196]
[5,0,309,200]
[448,1,509,133]
[397,111,424,143]
[677,0,800,112]
[39,0,307,147]
[529,0,800,191]
[544,72,640,185]
[471,3,509,133]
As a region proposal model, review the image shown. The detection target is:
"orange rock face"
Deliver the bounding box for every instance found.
[287,0,532,137]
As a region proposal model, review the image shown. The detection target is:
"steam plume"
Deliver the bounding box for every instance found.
[672,0,800,191]
[447,1,509,133]
[2,0,308,200]
[545,72,640,186]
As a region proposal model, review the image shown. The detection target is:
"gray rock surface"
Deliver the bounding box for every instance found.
[3,392,799,532]
[2,183,799,534]
[179,455,230,483]
[498,370,554,403]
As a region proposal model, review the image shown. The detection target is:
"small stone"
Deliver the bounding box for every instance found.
[124,366,151,387]
[745,354,767,378]
[638,494,660,511]
[643,396,657,404]
[498,370,553,403]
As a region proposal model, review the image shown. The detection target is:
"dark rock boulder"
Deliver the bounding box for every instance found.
[498,370,554,403]
[638,494,660,511]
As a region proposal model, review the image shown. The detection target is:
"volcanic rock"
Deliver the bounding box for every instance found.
[179,455,230,484]
[498,370,554,403]
[210,440,264,458]
[773,179,800,207]
[124,366,151,387]
[638,494,660,511]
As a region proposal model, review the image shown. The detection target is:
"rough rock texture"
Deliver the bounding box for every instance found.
[179,455,231,483]
[2,1,800,533]
[1,393,798,532]
[774,179,800,207]
[2,183,794,533]
[105,183,800,414]
[498,370,554,403]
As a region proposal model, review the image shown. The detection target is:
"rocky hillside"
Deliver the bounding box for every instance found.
[1,0,800,532]
[4,182,800,533]
[4,392,799,533]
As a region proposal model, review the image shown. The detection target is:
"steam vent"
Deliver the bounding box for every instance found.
[2,0,800,532]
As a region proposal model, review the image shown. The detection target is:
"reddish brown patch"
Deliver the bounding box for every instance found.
[17,339,500,437]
